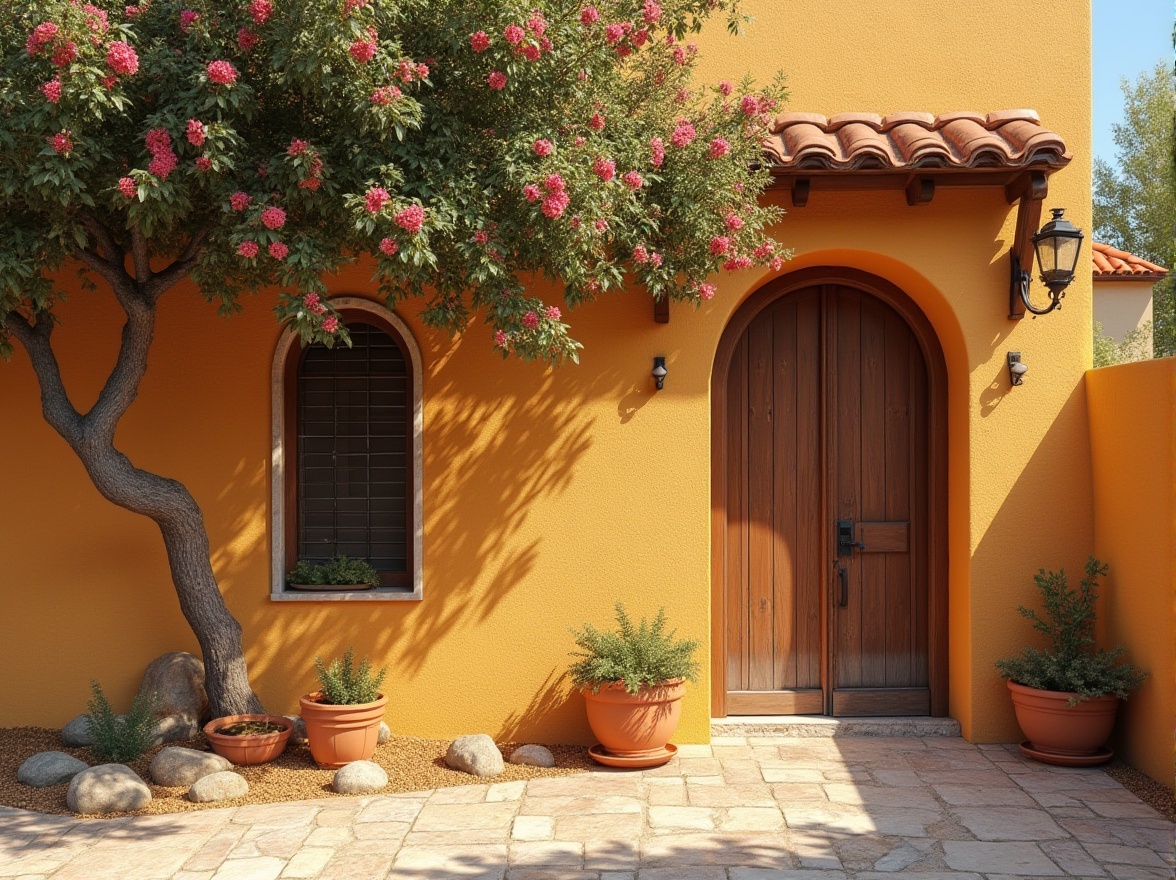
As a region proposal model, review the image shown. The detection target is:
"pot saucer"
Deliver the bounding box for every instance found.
[588,743,677,769]
[1018,740,1114,767]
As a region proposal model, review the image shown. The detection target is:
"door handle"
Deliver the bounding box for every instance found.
[837,519,868,556]
[837,565,849,607]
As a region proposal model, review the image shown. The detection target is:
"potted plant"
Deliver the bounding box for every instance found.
[569,602,700,768]
[203,715,292,765]
[300,648,387,768]
[997,557,1147,766]
[287,556,380,591]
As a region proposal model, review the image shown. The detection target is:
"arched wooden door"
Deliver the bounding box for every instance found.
[711,269,948,717]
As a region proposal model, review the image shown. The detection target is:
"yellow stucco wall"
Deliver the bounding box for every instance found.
[0,1,1095,747]
[1087,359,1176,788]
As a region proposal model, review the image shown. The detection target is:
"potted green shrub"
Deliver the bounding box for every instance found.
[569,603,699,768]
[300,649,388,768]
[997,557,1147,766]
[287,556,380,591]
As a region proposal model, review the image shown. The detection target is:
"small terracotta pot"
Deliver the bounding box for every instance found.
[299,692,387,768]
[1007,681,1119,758]
[203,714,292,765]
[582,679,685,756]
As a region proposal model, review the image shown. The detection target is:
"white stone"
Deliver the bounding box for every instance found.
[189,771,249,803]
[66,764,151,814]
[378,721,391,744]
[331,760,388,794]
[138,651,208,725]
[153,714,201,745]
[283,715,307,745]
[509,745,555,768]
[444,734,504,777]
[17,751,89,788]
[150,747,232,787]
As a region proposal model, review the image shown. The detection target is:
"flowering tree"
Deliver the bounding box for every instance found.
[0,0,786,716]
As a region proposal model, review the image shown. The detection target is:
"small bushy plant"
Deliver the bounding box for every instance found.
[314,648,387,705]
[569,602,700,695]
[997,557,1148,704]
[86,681,158,762]
[288,556,380,588]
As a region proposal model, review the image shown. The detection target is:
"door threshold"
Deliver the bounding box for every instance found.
[711,715,961,738]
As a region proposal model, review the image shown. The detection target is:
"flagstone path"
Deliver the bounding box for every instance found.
[0,738,1171,879]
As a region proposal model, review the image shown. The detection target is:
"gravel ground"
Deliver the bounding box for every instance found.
[1103,757,1176,822]
[0,727,590,818]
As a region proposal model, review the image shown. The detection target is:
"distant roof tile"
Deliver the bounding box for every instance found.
[1092,242,1168,280]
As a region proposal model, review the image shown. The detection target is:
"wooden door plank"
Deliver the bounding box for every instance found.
[911,340,930,688]
[884,311,914,687]
[772,299,798,689]
[832,687,930,716]
[796,289,823,690]
[858,295,888,688]
[726,336,748,691]
[834,289,863,688]
[746,314,775,691]
[856,522,909,551]
[728,689,824,715]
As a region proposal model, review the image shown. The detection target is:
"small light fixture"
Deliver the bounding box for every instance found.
[652,356,667,390]
[1010,208,1085,317]
[1007,351,1028,386]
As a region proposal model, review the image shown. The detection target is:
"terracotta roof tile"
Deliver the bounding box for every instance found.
[765,109,1070,172]
[1092,242,1168,280]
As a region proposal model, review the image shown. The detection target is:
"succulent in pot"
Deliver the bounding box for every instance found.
[203,714,292,765]
[300,648,388,768]
[997,557,1146,765]
[569,603,699,767]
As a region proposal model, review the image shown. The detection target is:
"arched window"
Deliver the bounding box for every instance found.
[271,297,423,600]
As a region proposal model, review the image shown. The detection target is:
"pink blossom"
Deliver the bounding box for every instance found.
[570,216,582,229]
[523,184,541,202]
[494,329,509,347]
[527,13,547,36]
[672,45,686,65]
[470,30,490,52]
[238,28,259,51]
[709,236,730,256]
[604,23,624,44]
[670,121,696,149]
[708,137,731,159]
[740,94,759,115]
[580,6,600,25]
[589,112,605,131]
[207,61,238,84]
[643,0,661,23]
[594,218,608,233]
[633,245,649,263]
[195,156,212,171]
[378,237,398,256]
[770,256,785,272]
[238,241,259,258]
[343,0,367,13]
[27,22,59,55]
[698,282,716,300]
[650,252,663,267]
[230,191,252,211]
[83,4,109,32]
[543,173,565,192]
[488,71,507,90]
[396,59,416,81]
[105,41,139,75]
[593,157,615,182]
[650,137,665,167]
[125,6,140,17]
[718,80,733,96]
[304,292,321,308]
[724,255,753,271]
[322,316,339,334]
[521,44,541,61]
[725,213,744,231]
[101,74,118,89]
[574,136,585,147]
[51,42,78,67]
[632,29,648,47]
[364,187,390,213]
[299,177,321,191]
[540,36,553,52]
[287,139,309,156]
[615,44,632,58]
[149,152,178,178]
[268,241,288,260]
[350,39,377,63]
[622,170,644,191]
[145,128,172,155]
[522,310,540,329]
[753,240,775,258]
[541,191,570,219]
[260,206,286,229]
[186,119,206,147]
[733,181,745,193]
[395,203,425,234]
[49,131,72,154]
[118,176,136,197]
[179,10,199,32]
[504,24,525,44]
[675,86,690,103]
[370,85,402,104]
[533,139,553,157]
[249,0,273,24]
[40,79,62,103]
[473,230,489,244]
[545,305,561,320]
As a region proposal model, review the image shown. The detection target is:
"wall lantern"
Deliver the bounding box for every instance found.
[652,356,667,390]
[1007,351,1027,386]
[1010,208,1084,317]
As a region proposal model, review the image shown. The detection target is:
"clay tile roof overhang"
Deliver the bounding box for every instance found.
[1092,241,1168,282]
[763,110,1072,206]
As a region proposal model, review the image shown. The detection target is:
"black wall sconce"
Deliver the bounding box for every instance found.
[1007,351,1027,386]
[1009,207,1084,318]
[652,356,667,390]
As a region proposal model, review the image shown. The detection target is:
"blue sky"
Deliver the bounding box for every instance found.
[1093,0,1172,167]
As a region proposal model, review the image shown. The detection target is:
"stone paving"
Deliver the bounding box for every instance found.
[0,738,1172,880]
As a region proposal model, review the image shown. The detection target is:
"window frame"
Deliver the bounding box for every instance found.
[270,296,423,601]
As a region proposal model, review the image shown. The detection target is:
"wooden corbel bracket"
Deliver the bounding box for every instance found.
[1005,170,1048,320]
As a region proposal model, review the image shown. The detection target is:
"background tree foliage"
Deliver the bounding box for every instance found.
[1093,62,1175,357]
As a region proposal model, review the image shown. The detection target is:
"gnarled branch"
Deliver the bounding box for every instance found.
[143,224,213,301]
[130,224,152,285]
[4,311,83,445]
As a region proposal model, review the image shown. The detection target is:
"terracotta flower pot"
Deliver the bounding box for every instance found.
[582,679,685,756]
[203,714,292,765]
[1007,680,1119,759]
[299,692,387,768]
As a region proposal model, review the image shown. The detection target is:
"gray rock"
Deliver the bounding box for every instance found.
[152,714,200,745]
[188,771,249,803]
[377,721,391,744]
[17,751,89,787]
[332,760,388,794]
[66,764,151,814]
[62,714,94,747]
[138,652,209,725]
[284,715,307,745]
[444,734,504,777]
[150,747,231,787]
[509,744,555,768]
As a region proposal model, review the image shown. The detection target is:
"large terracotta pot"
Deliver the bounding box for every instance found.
[203,714,292,765]
[1007,681,1119,758]
[299,692,387,768]
[582,679,685,756]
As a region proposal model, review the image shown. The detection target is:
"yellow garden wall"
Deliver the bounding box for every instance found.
[0,0,1093,746]
[1087,359,1176,788]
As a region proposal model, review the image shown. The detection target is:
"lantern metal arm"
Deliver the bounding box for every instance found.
[1005,171,1083,320]
[1011,254,1066,316]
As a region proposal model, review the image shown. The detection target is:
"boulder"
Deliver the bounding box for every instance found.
[284,715,307,745]
[188,771,248,803]
[444,734,504,778]
[150,747,231,787]
[332,760,388,794]
[66,764,151,814]
[377,721,391,744]
[17,751,89,788]
[62,714,94,747]
[509,745,555,768]
[138,652,208,725]
[152,715,200,745]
